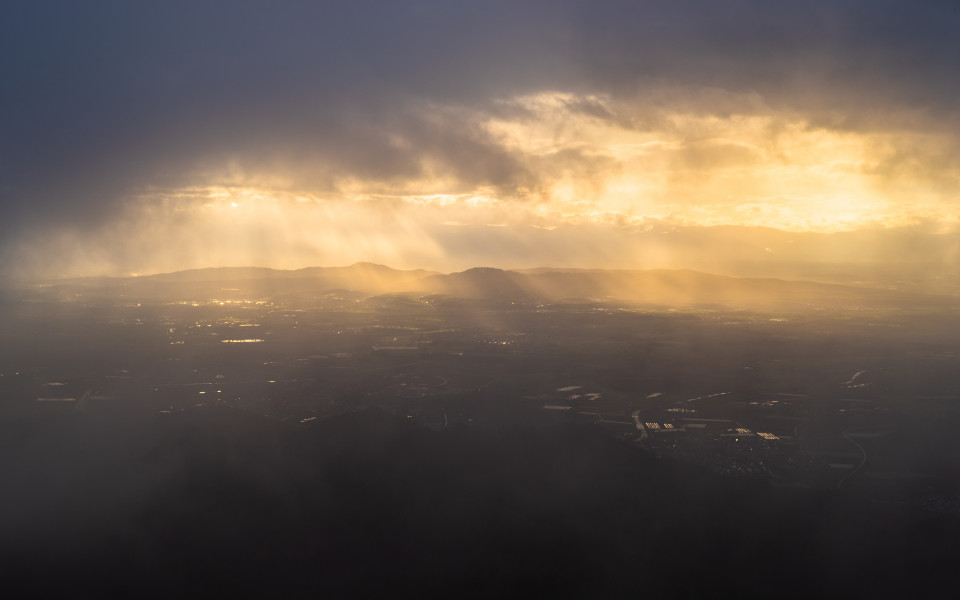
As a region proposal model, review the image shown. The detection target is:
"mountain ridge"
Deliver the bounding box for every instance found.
[20,263,958,311]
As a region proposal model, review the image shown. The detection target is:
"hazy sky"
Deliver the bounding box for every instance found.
[2,1,959,277]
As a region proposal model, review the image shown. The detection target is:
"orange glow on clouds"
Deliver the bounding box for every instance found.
[10,91,960,277]
[481,92,959,232]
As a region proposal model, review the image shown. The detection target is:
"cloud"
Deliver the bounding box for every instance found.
[2,1,959,276]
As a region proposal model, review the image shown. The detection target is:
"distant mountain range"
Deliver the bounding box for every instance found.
[22,262,958,311]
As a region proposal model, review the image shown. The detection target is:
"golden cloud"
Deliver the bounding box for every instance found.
[8,90,959,278]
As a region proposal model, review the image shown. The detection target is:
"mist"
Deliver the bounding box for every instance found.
[3,2,960,598]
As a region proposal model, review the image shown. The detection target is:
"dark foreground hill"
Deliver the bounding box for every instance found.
[2,408,957,598]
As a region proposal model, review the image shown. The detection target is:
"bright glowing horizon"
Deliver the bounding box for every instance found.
[3,4,959,280]
[10,90,959,279]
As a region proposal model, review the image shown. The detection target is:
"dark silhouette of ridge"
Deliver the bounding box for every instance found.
[22,264,958,310]
[421,267,533,300]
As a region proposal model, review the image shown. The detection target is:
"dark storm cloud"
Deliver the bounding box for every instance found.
[1,1,958,241]
[0,1,569,229]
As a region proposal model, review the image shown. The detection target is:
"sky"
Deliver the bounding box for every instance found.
[2,1,959,278]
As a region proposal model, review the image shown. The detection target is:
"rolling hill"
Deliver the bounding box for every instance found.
[20,262,958,311]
